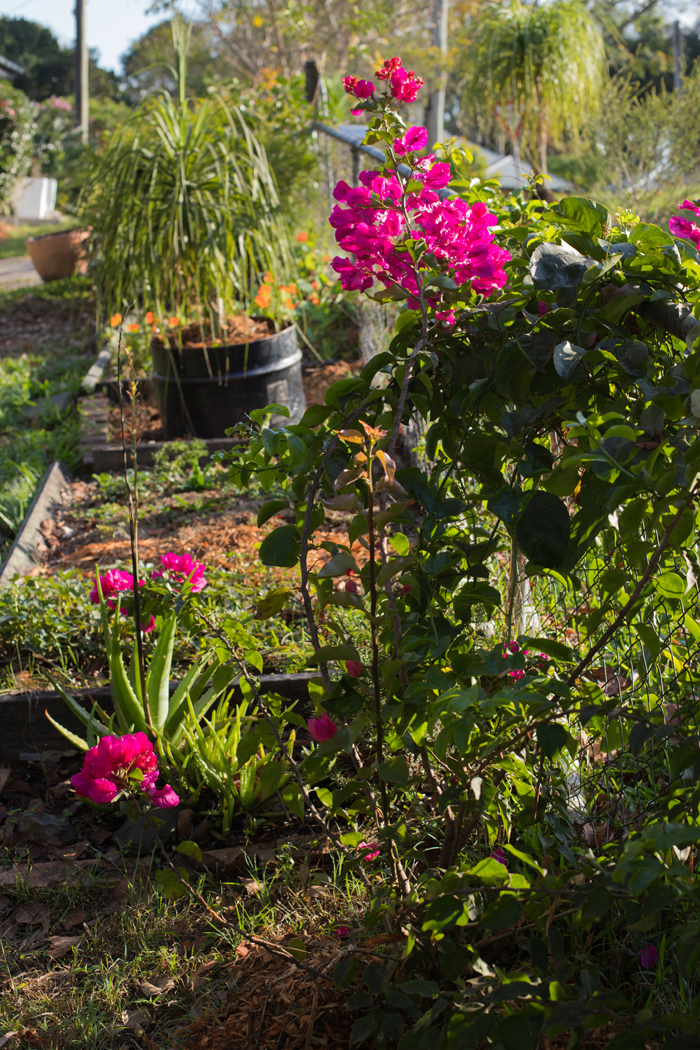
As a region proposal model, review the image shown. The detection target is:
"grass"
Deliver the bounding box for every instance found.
[0,847,368,1049]
[0,222,74,261]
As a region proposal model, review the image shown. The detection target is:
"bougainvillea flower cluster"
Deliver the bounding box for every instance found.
[89,569,155,633]
[669,199,700,247]
[153,552,208,592]
[374,56,424,103]
[330,127,509,320]
[71,732,179,808]
[307,712,338,742]
[502,641,549,681]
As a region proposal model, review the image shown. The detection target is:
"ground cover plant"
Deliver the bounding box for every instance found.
[8,51,700,1050]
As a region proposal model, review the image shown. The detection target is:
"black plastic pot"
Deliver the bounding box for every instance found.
[150,324,305,439]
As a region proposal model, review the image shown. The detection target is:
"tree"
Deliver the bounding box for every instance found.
[0,16,73,100]
[462,0,605,173]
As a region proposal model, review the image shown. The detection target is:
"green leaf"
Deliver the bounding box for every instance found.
[517,492,571,568]
[256,761,288,800]
[155,867,189,899]
[306,644,360,665]
[378,755,410,786]
[299,403,332,427]
[467,858,510,885]
[318,552,357,577]
[176,840,203,862]
[550,196,610,236]
[350,1013,380,1045]
[656,572,685,598]
[480,895,523,931]
[537,721,568,759]
[521,636,576,663]
[529,242,589,290]
[553,340,586,379]
[324,376,365,406]
[259,524,300,568]
[256,500,289,527]
[254,588,290,619]
[286,938,307,961]
[43,710,89,752]
[146,615,178,733]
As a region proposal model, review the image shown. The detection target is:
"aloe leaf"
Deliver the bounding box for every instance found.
[146,615,177,733]
[108,631,147,734]
[44,710,89,752]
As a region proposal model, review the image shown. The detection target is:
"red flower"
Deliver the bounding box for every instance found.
[307,713,338,741]
[345,660,363,678]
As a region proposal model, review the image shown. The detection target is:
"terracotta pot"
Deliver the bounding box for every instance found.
[25,228,90,282]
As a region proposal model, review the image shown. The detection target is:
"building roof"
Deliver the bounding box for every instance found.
[0,55,24,79]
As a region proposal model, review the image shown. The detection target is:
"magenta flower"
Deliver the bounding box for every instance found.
[358,841,380,861]
[330,139,509,309]
[394,125,429,156]
[307,713,338,742]
[669,201,700,247]
[345,660,363,678]
[153,552,207,592]
[336,925,350,938]
[491,848,509,868]
[71,732,178,809]
[90,569,140,609]
[639,944,659,969]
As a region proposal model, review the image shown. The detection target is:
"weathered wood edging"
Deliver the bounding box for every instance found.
[0,460,72,589]
[0,671,316,760]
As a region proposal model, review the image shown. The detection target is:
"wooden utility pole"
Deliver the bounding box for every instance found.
[426,0,448,152]
[74,0,88,145]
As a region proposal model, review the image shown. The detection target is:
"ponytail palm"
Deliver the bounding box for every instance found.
[82,44,293,327]
[464,0,604,174]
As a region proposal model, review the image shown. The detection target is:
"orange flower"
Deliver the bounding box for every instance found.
[296,231,309,242]
[263,270,273,284]
[311,295,320,305]
[110,313,122,327]
[127,323,139,333]
[145,311,154,324]
[254,285,272,308]
[323,254,331,262]
[282,296,294,309]
[168,317,179,328]
[311,280,319,290]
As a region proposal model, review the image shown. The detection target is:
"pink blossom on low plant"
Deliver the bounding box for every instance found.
[345,660,363,678]
[71,732,178,808]
[638,944,659,969]
[90,569,140,609]
[358,841,381,861]
[491,848,509,868]
[336,925,350,938]
[307,712,338,742]
[153,552,207,592]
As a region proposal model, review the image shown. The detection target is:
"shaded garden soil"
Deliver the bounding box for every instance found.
[0,294,93,360]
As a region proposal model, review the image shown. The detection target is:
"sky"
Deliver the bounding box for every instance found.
[0,0,197,73]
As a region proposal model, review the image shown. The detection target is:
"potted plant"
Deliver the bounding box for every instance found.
[81,21,304,438]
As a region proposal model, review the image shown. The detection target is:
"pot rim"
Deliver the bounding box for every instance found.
[26,227,91,244]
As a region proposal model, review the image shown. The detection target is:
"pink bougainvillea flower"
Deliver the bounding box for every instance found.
[153,552,207,592]
[342,75,373,101]
[345,578,358,593]
[538,301,549,316]
[146,783,180,808]
[357,841,381,861]
[90,569,140,610]
[389,66,424,103]
[491,848,509,868]
[307,713,338,742]
[669,201,700,247]
[375,57,403,81]
[71,732,177,809]
[639,944,659,969]
[394,125,429,156]
[336,925,350,938]
[345,660,363,678]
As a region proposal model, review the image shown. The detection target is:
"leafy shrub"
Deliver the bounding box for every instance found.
[0,78,36,208]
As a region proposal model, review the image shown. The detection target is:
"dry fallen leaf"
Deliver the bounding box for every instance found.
[240,877,262,896]
[46,935,82,959]
[139,976,176,996]
[14,902,50,927]
[0,1032,18,1048]
[121,1009,149,1029]
[0,894,11,913]
[192,959,217,978]
[0,768,10,793]
[61,908,86,928]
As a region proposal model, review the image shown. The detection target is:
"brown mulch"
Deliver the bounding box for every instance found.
[0,296,93,359]
[181,935,364,1050]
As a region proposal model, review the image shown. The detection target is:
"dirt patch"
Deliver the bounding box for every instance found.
[303,359,362,407]
[0,296,93,359]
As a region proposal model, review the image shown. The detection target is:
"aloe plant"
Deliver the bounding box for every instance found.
[81,19,294,330]
[46,587,234,752]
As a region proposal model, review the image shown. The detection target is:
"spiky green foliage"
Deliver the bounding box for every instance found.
[464,0,605,172]
[82,22,293,327]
